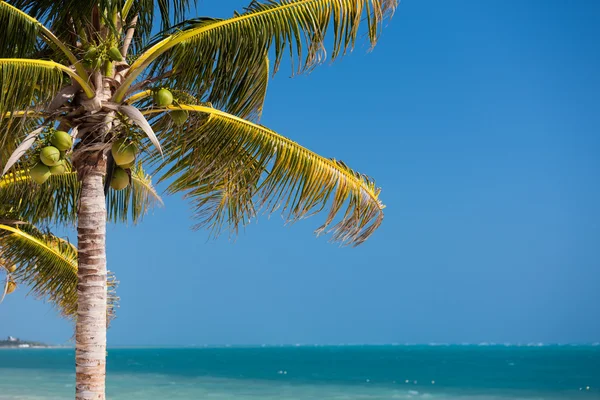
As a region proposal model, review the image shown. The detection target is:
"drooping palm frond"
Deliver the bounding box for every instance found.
[0,2,89,78]
[0,1,39,58]
[146,104,384,246]
[0,59,64,118]
[0,168,79,225]
[115,0,398,110]
[0,60,93,149]
[149,109,261,237]
[0,166,162,226]
[0,222,118,321]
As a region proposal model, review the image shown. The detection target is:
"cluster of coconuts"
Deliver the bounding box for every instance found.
[110,138,137,190]
[29,130,73,184]
[2,264,17,295]
[81,43,122,69]
[153,88,189,126]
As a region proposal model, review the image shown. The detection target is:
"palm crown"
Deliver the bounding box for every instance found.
[1,0,393,245]
[0,1,396,398]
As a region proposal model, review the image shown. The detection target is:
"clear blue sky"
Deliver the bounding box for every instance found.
[1,0,599,346]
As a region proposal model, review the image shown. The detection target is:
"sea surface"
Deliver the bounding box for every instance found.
[0,345,599,399]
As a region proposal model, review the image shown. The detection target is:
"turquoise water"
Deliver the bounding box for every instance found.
[0,346,599,399]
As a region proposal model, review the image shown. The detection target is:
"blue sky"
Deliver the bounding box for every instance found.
[1,0,599,346]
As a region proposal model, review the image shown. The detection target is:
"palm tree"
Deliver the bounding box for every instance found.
[0,0,394,398]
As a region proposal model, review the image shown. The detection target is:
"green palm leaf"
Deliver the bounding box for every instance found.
[0,2,88,77]
[147,104,384,246]
[0,222,118,321]
[114,0,398,111]
[0,166,163,226]
[0,59,64,118]
[0,1,39,58]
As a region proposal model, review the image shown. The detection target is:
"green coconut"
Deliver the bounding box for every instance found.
[170,110,189,126]
[154,88,173,107]
[82,59,92,68]
[30,163,51,184]
[108,46,122,61]
[50,130,72,151]
[85,46,98,59]
[92,57,103,69]
[5,281,16,294]
[120,160,135,169]
[39,146,61,166]
[110,167,129,190]
[49,163,67,175]
[111,139,137,166]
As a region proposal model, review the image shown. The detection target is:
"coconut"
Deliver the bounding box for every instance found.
[154,88,173,107]
[108,46,122,61]
[111,139,136,166]
[85,46,98,59]
[5,281,16,294]
[110,167,129,190]
[39,146,61,166]
[49,162,67,175]
[170,110,189,126]
[92,57,103,69]
[50,130,72,151]
[82,59,92,68]
[120,160,135,169]
[30,163,51,184]
[5,264,16,273]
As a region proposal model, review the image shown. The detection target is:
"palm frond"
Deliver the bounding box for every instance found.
[0,2,88,78]
[0,1,39,58]
[0,222,118,321]
[0,59,64,118]
[0,166,162,226]
[0,167,79,225]
[146,104,384,246]
[115,0,398,108]
[0,59,94,140]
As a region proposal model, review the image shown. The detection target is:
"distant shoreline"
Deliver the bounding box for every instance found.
[1,343,598,350]
[0,345,71,349]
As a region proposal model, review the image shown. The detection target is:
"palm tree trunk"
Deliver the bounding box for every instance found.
[76,165,107,400]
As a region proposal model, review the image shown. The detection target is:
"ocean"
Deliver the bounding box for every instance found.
[0,346,598,399]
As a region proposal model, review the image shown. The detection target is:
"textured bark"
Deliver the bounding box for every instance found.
[76,166,107,400]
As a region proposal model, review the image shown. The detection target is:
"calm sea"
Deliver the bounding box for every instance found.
[0,346,599,399]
